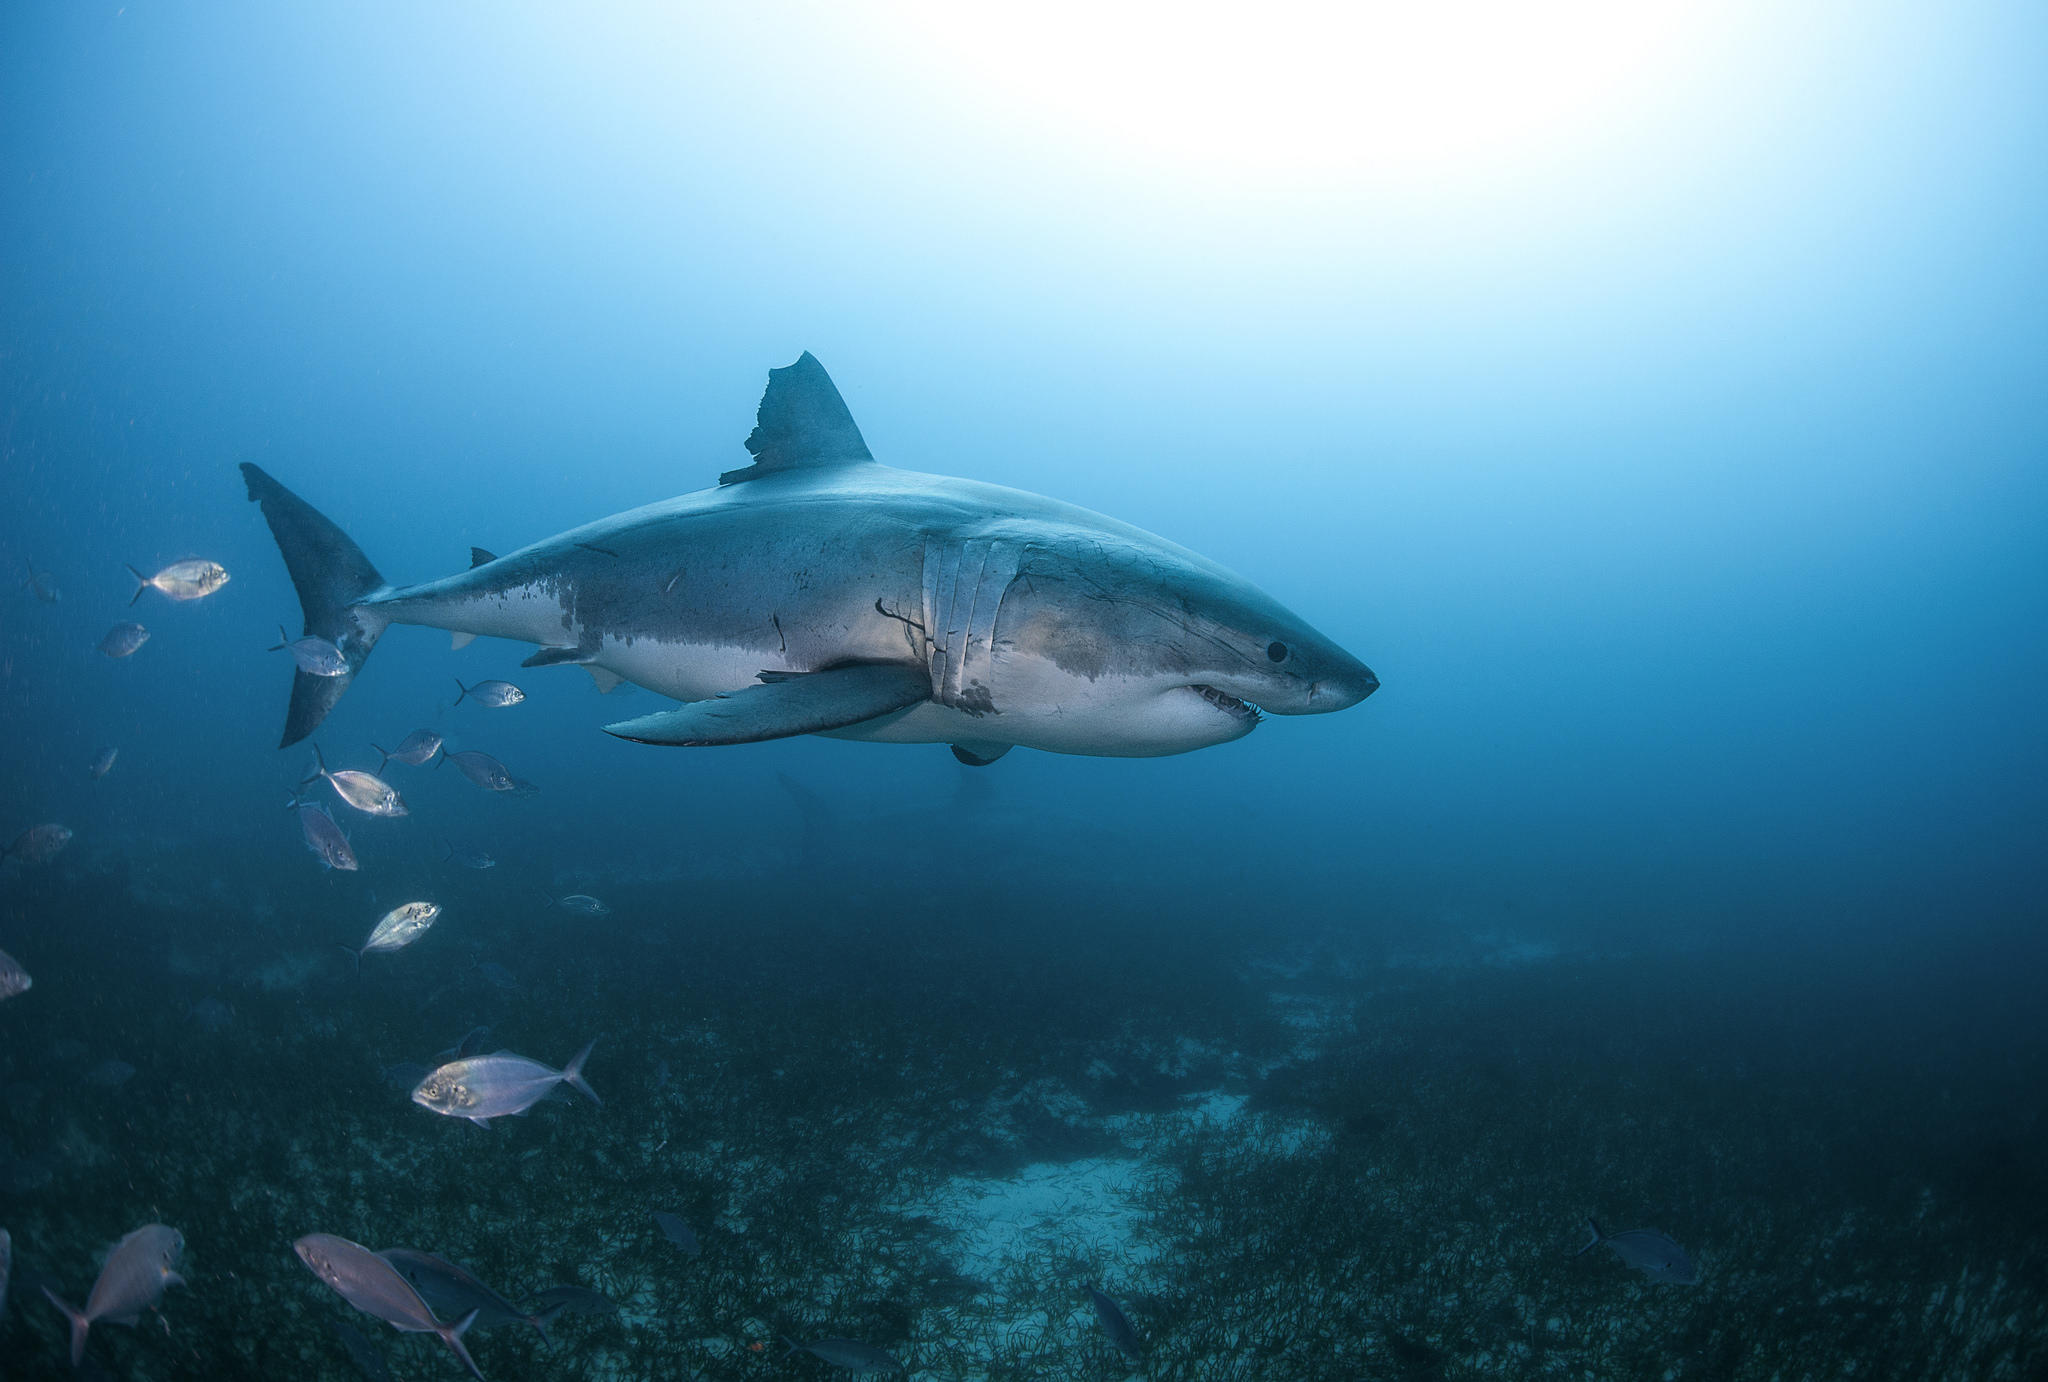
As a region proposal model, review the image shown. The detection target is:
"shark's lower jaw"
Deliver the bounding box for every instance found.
[1190,683,1263,725]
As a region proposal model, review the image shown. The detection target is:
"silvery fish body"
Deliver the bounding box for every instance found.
[41,1223,186,1366]
[413,1039,600,1126]
[380,1248,554,1337]
[0,948,31,1000]
[294,1234,483,1379]
[1088,1285,1144,1362]
[443,840,496,869]
[1578,1218,1698,1285]
[652,1211,699,1257]
[454,678,525,708]
[4,823,73,865]
[98,622,149,658]
[128,559,229,603]
[557,894,610,917]
[296,802,358,871]
[374,729,443,770]
[361,902,440,956]
[783,1337,906,1372]
[441,749,514,791]
[309,748,407,817]
[272,627,349,677]
[89,746,118,779]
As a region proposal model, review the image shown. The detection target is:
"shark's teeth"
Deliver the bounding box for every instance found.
[1191,684,1263,723]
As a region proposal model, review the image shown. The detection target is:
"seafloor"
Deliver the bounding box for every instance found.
[0,833,2041,1380]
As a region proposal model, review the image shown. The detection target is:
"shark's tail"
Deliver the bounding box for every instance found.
[241,463,391,747]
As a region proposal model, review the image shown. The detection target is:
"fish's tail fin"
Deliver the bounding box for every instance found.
[437,1308,485,1381]
[240,463,391,748]
[453,677,469,705]
[563,1038,602,1106]
[781,1335,804,1361]
[126,563,151,606]
[268,623,291,652]
[528,1301,567,1345]
[336,943,362,975]
[373,744,392,773]
[42,1286,91,1367]
[1577,1218,1605,1256]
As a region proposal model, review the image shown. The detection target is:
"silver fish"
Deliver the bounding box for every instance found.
[1088,1285,1144,1362]
[293,801,358,871]
[345,902,440,967]
[374,729,442,770]
[652,1211,699,1257]
[89,746,118,780]
[307,746,407,817]
[294,1233,482,1380]
[98,622,149,658]
[556,894,611,917]
[441,840,496,870]
[379,1248,560,1339]
[523,1283,614,1317]
[781,1337,906,1373]
[22,560,60,603]
[126,559,229,604]
[454,678,525,708]
[3,823,73,865]
[412,1039,600,1127]
[41,1223,186,1367]
[0,949,32,1001]
[1577,1218,1698,1285]
[270,625,349,677]
[440,749,515,792]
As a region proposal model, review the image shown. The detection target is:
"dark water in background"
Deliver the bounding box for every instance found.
[3,5,2046,1379]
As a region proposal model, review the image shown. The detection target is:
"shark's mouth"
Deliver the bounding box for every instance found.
[1190,683,1263,725]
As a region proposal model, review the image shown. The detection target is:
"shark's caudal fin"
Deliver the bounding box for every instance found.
[241,464,390,748]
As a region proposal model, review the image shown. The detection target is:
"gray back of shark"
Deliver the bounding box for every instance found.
[243,353,1376,759]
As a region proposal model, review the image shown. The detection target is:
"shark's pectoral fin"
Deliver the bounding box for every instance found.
[951,743,1011,767]
[603,663,928,746]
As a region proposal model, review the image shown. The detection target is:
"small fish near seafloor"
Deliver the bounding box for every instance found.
[782,1336,907,1373]
[294,1233,483,1380]
[41,1223,187,1367]
[305,746,407,817]
[1088,1285,1145,1363]
[126,559,229,604]
[1,948,36,1000]
[379,1247,562,1340]
[653,1211,700,1257]
[3,823,73,866]
[412,1040,601,1127]
[1577,1217,1698,1285]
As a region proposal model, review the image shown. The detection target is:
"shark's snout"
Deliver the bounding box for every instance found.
[1308,662,1379,712]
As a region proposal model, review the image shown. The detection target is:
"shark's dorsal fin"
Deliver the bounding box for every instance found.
[469,547,497,568]
[720,352,874,485]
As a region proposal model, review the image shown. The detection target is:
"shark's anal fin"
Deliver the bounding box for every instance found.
[585,666,625,694]
[603,663,927,746]
[450,632,477,651]
[719,352,875,485]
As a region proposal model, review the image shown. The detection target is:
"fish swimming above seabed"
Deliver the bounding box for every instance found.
[98,622,149,658]
[782,1336,907,1373]
[379,1248,561,1340]
[292,799,359,871]
[453,677,525,708]
[343,902,441,969]
[88,746,119,780]
[1087,1285,1145,1363]
[294,1233,483,1380]
[0,947,31,1000]
[270,625,350,677]
[1577,1217,1698,1285]
[304,745,408,817]
[2,823,73,866]
[241,353,1377,761]
[412,1039,600,1127]
[374,729,443,770]
[22,560,61,603]
[127,559,229,604]
[652,1211,700,1257]
[555,894,611,918]
[440,749,515,792]
[41,1223,187,1366]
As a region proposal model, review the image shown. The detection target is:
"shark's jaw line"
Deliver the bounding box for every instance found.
[243,352,1377,759]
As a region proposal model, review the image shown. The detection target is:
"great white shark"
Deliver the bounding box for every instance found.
[244,353,1377,763]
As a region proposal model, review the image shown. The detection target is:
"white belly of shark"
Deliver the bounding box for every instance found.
[243,353,1377,762]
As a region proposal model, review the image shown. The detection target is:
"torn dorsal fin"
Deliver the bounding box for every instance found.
[469,547,497,569]
[719,352,874,485]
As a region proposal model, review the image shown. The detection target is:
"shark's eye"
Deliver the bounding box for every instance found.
[1267,641,1289,663]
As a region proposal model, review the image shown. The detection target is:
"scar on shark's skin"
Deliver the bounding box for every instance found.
[772,613,786,653]
[577,542,620,557]
[664,567,684,594]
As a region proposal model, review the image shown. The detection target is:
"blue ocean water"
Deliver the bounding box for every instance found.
[2,5,2045,1379]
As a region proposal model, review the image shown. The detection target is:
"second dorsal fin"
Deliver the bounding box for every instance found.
[719,352,874,485]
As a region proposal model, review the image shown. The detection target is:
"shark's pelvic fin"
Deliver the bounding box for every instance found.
[602,663,926,746]
[719,352,875,485]
[951,743,1011,767]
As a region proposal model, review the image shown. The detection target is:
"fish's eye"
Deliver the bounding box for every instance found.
[1266,641,1289,663]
